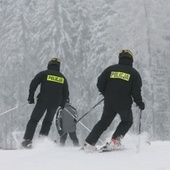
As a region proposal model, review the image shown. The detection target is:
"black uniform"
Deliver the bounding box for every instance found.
[23,58,69,141]
[85,50,145,146]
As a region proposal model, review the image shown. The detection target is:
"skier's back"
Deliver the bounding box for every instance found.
[83,49,145,152]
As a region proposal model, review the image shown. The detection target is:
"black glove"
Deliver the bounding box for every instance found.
[58,130,64,136]
[27,95,34,104]
[138,102,145,110]
[60,105,64,109]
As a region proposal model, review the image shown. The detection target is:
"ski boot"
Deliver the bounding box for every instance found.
[81,142,98,153]
[21,139,32,149]
[100,138,123,152]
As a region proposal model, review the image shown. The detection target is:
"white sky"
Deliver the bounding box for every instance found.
[0,134,170,170]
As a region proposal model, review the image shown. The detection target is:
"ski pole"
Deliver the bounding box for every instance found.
[64,108,104,144]
[0,102,28,117]
[137,109,142,153]
[76,98,104,123]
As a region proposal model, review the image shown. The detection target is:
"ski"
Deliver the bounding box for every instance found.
[98,144,125,153]
[0,147,18,150]
[1,145,31,150]
[99,147,125,153]
[0,146,33,150]
[0,143,33,150]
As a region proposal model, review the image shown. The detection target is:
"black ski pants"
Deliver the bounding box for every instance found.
[59,131,79,147]
[23,101,57,140]
[85,105,133,146]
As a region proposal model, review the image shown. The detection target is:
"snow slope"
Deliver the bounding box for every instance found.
[0,134,170,170]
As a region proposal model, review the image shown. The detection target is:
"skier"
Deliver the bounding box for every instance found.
[83,49,145,152]
[21,58,69,148]
[56,98,79,147]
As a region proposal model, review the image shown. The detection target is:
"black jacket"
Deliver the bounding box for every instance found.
[97,58,143,110]
[28,65,69,108]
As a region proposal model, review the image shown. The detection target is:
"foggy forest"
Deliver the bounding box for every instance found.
[0,0,170,148]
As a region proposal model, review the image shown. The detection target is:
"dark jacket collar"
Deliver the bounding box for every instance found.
[118,58,133,67]
[47,65,60,71]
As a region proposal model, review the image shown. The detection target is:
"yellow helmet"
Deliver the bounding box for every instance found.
[119,49,134,62]
[48,58,61,66]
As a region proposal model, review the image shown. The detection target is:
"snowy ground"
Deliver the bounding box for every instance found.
[0,134,170,170]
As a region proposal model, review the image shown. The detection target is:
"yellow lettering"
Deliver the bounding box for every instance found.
[47,75,64,84]
[110,71,130,81]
